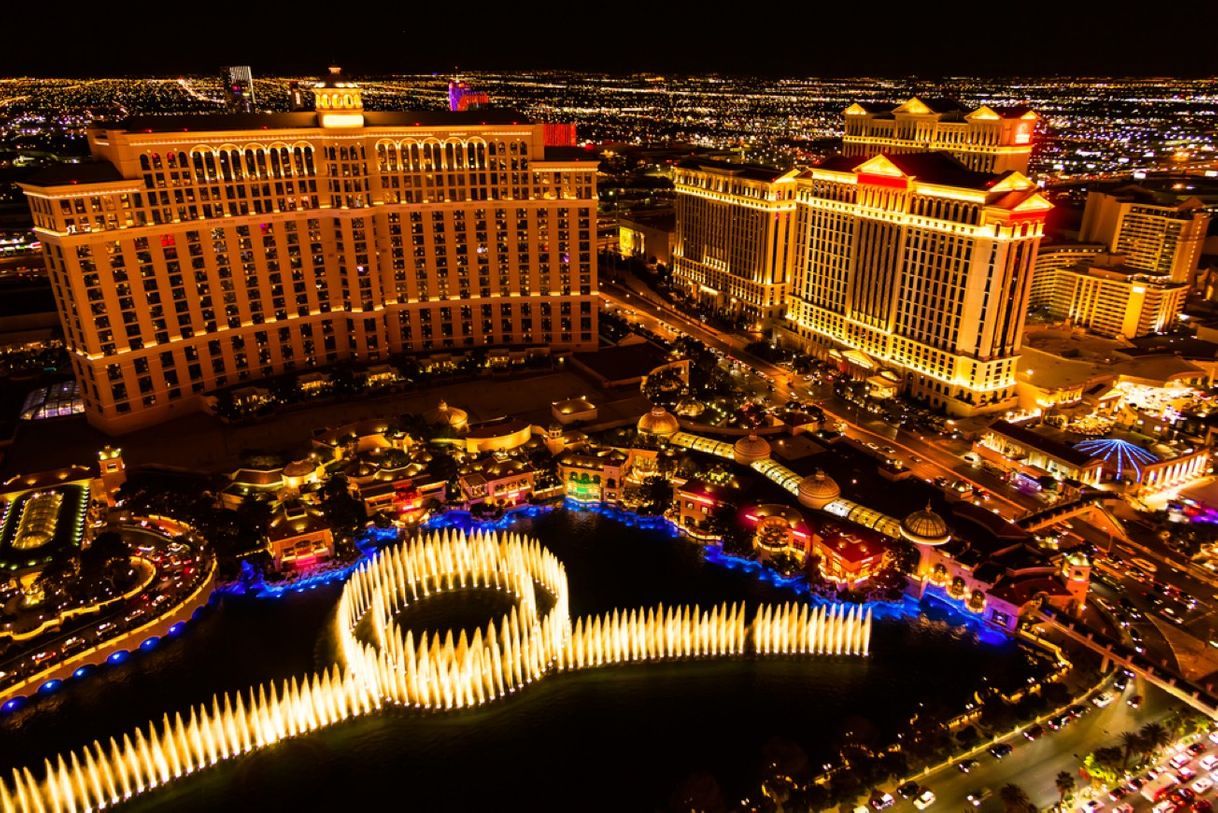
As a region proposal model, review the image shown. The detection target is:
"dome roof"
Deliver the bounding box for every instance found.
[797,469,840,510]
[426,399,469,430]
[900,503,951,545]
[637,406,680,437]
[733,433,771,464]
[282,458,318,478]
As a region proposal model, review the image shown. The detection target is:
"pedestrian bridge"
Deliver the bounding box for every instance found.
[1016,491,1124,535]
[1038,608,1218,718]
[669,431,902,539]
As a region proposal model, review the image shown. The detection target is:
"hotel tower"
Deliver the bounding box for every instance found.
[673,98,1050,416]
[21,68,598,433]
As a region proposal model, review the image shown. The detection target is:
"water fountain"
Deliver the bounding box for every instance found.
[1,528,871,813]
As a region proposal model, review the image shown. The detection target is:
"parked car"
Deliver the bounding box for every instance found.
[914,789,936,810]
[896,781,920,799]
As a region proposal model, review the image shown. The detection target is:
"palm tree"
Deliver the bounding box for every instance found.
[1139,722,1169,758]
[1055,772,1076,809]
[1121,731,1143,769]
[1001,783,1032,813]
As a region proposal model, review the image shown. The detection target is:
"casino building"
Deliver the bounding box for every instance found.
[671,159,798,322]
[785,152,1050,415]
[669,100,1050,416]
[20,68,598,434]
[841,97,1037,174]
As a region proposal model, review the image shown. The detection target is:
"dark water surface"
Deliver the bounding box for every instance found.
[0,509,1037,811]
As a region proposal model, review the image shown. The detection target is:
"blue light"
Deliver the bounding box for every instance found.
[1074,438,1159,481]
[107,650,129,664]
[167,622,185,636]
[1,698,25,714]
[73,666,91,679]
[140,637,159,650]
[37,679,62,695]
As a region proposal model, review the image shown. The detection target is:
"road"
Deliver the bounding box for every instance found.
[899,679,1177,813]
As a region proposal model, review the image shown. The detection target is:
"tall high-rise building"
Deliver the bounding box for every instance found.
[222,65,255,113]
[287,81,309,112]
[1048,254,1187,338]
[448,78,489,112]
[842,97,1038,174]
[1028,241,1105,311]
[671,159,798,322]
[20,69,598,434]
[1080,187,1210,284]
[785,152,1051,416]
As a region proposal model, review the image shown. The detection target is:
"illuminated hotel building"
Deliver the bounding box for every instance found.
[671,159,797,321]
[1028,241,1104,311]
[1049,255,1187,339]
[1080,187,1210,284]
[20,69,598,434]
[222,66,256,114]
[786,152,1051,416]
[842,97,1037,174]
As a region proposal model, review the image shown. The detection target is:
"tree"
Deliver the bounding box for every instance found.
[1055,771,1075,809]
[321,474,364,538]
[80,530,134,592]
[1000,783,1032,813]
[1138,722,1169,758]
[1085,746,1125,786]
[1120,731,1143,769]
[639,476,673,515]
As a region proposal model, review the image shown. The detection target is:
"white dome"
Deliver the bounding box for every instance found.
[797,469,840,510]
[733,434,771,464]
[900,503,951,546]
[637,406,680,437]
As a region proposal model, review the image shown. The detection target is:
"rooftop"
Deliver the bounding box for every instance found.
[95,109,532,134]
[986,420,1096,468]
[814,151,1003,191]
[571,342,675,385]
[674,156,791,183]
[25,161,125,187]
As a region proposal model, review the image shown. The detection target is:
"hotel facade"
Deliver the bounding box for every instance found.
[786,152,1050,415]
[669,100,1049,416]
[21,72,598,433]
[670,159,797,321]
[842,97,1037,174]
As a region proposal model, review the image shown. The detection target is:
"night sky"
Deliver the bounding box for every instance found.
[5,4,1218,77]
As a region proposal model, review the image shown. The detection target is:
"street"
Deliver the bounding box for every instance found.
[907,678,1176,813]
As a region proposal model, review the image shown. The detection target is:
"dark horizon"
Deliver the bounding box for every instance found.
[5,5,1218,78]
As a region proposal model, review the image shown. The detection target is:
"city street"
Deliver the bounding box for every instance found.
[894,678,1177,813]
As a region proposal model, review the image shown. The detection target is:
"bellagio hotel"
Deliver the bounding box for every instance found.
[674,98,1049,416]
[20,69,598,433]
